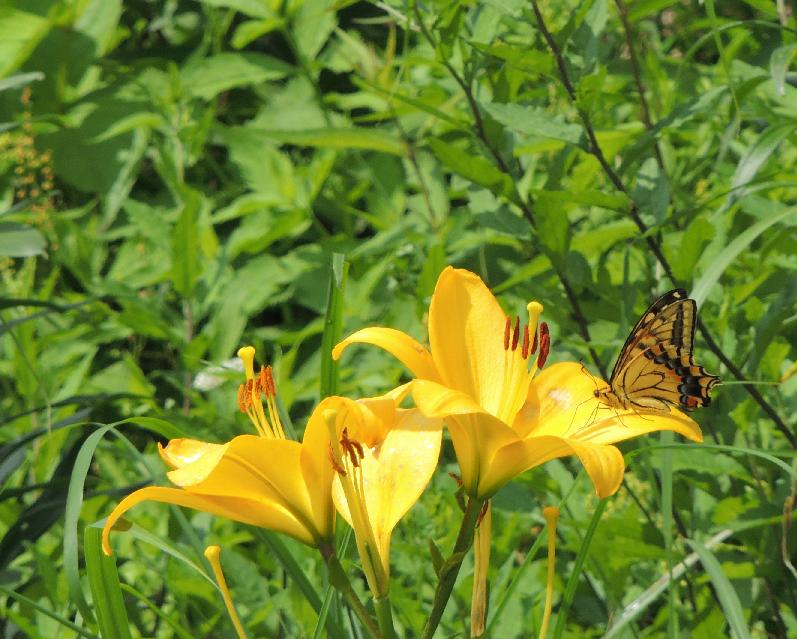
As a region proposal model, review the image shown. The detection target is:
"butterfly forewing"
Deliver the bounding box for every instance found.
[602,289,719,412]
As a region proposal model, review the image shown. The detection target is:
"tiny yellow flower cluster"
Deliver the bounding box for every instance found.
[1,88,57,240]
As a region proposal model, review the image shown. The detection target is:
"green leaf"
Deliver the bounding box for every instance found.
[0,6,52,77]
[692,205,797,306]
[482,102,583,146]
[428,540,445,577]
[671,216,715,282]
[231,18,285,49]
[0,71,44,93]
[770,44,797,96]
[427,137,519,205]
[627,0,681,21]
[181,52,292,100]
[686,539,752,639]
[171,190,201,298]
[730,123,796,200]
[84,526,133,639]
[194,0,272,18]
[320,253,348,399]
[535,194,572,260]
[0,222,46,257]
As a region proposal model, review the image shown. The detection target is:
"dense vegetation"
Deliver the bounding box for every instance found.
[2,0,797,637]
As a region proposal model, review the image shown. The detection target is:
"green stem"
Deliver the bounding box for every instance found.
[325,555,383,639]
[421,496,487,639]
[374,595,396,639]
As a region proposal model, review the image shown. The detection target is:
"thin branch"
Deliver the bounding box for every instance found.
[412,4,607,378]
[530,0,795,448]
[613,0,665,169]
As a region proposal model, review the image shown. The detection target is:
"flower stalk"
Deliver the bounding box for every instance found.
[539,506,560,639]
[421,495,487,639]
[325,554,383,639]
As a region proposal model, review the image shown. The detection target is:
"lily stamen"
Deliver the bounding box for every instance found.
[512,316,520,350]
[328,444,347,476]
[537,323,550,369]
[325,410,389,598]
[236,346,286,439]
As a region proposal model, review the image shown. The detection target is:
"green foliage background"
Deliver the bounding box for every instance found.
[1,0,797,637]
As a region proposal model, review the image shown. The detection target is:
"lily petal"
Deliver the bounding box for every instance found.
[485,436,626,498]
[412,379,518,495]
[332,409,442,571]
[411,379,517,449]
[428,266,527,420]
[158,439,225,471]
[333,327,440,381]
[102,486,315,556]
[526,362,703,444]
[164,435,325,540]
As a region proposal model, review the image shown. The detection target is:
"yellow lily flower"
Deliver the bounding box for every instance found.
[324,385,442,598]
[103,347,335,554]
[334,266,702,498]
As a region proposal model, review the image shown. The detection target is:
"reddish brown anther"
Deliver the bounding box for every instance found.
[260,365,277,397]
[328,444,347,476]
[339,427,364,467]
[531,325,538,355]
[237,384,248,413]
[521,325,530,359]
[537,322,550,369]
[512,316,520,351]
[504,317,510,350]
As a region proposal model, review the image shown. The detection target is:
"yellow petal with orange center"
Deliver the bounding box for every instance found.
[102,486,315,556]
[428,267,529,423]
[333,327,440,381]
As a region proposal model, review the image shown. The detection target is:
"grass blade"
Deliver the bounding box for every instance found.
[0,584,100,639]
[84,526,133,639]
[692,205,797,306]
[64,424,116,624]
[686,538,752,639]
[254,529,347,639]
[552,498,607,639]
[320,253,349,399]
[120,583,195,639]
[606,529,733,638]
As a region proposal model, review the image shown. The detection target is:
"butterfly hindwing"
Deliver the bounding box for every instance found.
[602,289,719,412]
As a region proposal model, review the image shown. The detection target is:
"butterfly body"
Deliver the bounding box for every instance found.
[597,289,720,413]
